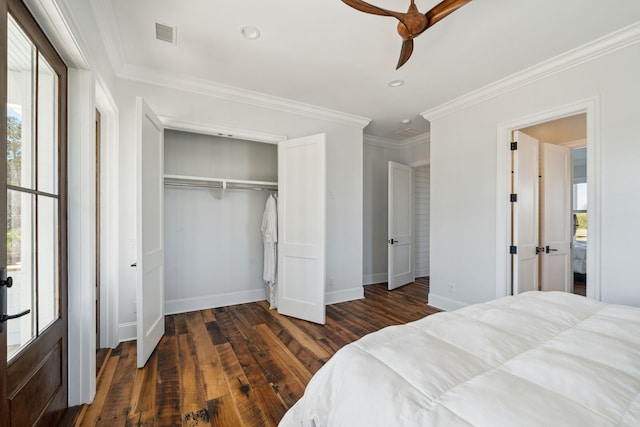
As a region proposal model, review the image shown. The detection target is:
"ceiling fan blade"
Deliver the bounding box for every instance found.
[341,0,393,17]
[396,38,414,70]
[425,0,472,27]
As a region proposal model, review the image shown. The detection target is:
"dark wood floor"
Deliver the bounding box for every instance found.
[75,278,438,426]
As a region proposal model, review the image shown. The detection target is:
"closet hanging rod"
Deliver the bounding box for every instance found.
[164,181,277,191]
[164,174,278,191]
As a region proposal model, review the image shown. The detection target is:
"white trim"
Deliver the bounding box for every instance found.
[87,0,125,73]
[23,0,89,68]
[165,289,267,316]
[496,97,601,301]
[95,81,120,349]
[117,321,137,342]
[325,286,365,305]
[120,63,371,129]
[427,294,466,311]
[363,273,387,285]
[415,268,429,278]
[67,69,97,405]
[159,117,286,144]
[364,132,430,150]
[422,22,640,122]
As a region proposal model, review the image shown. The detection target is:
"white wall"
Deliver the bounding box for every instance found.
[362,138,429,284]
[116,78,365,338]
[427,42,640,309]
[163,131,277,313]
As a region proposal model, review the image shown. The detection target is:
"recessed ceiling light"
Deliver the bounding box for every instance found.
[388,79,404,87]
[401,119,411,124]
[240,26,261,40]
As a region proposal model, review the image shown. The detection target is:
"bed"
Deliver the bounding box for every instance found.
[574,240,587,275]
[279,291,640,426]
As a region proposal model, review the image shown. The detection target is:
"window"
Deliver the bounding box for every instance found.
[573,182,587,242]
[6,14,61,360]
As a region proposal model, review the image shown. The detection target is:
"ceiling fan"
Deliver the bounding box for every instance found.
[341,0,472,69]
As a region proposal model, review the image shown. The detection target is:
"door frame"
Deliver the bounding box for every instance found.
[496,97,601,300]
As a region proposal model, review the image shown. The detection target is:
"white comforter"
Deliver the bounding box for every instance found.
[279,292,640,426]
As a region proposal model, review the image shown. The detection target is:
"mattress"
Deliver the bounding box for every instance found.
[279,292,640,426]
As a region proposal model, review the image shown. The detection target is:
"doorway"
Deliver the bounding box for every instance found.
[511,113,587,296]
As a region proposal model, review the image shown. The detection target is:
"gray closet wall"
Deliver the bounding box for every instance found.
[163,130,277,314]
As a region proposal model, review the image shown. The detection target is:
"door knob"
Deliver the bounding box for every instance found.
[0,276,13,288]
[545,246,558,254]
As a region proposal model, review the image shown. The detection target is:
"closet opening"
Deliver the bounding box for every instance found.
[162,129,279,315]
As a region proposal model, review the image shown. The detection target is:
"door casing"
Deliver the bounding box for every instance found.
[497,97,601,300]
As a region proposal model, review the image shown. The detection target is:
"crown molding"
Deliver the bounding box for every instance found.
[159,117,286,144]
[364,132,429,149]
[421,21,640,122]
[89,0,126,74]
[24,0,89,69]
[398,132,430,148]
[119,63,371,129]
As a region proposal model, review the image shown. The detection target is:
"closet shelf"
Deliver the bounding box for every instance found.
[164,174,278,191]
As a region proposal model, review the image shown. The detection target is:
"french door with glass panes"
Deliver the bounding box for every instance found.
[1,0,68,425]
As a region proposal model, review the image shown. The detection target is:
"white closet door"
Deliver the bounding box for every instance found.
[512,131,539,294]
[277,134,326,324]
[136,97,165,367]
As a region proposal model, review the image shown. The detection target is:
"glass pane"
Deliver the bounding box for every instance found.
[574,183,587,211]
[575,212,588,242]
[37,196,59,332]
[37,54,59,195]
[7,190,36,360]
[7,16,36,190]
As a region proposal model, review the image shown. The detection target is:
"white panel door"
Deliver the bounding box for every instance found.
[277,134,326,324]
[540,143,573,292]
[136,97,165,367]
[388,161,414,290]
[513,131,539,294]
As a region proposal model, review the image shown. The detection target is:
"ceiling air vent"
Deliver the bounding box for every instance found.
[396,128,422,138]
[155,22,177,45]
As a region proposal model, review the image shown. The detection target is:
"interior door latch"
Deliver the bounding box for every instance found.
[388,238,397,244]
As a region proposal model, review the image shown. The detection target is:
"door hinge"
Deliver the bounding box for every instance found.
[510,141,517,150]
[509,246,517,255]
[510,193,517,202]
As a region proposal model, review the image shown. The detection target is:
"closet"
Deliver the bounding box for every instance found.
[135,97,327,367]
[163,130,277,315]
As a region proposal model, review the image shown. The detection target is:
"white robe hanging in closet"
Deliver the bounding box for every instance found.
[261,194,278,308]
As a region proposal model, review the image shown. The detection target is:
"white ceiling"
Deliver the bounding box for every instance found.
[520,114,587,145]
[100,0,640,142]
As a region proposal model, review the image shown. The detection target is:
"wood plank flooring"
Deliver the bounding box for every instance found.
[75,279,438,426]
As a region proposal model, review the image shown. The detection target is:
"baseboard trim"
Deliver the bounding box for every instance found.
[427,293,468,311]
[415,269,429,278]
[326,286,364,305]
[363,273,387,285]
[165,288,267,316]
[118,321,136,342]
[120,286,365,342]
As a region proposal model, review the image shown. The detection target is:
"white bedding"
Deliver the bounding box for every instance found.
[574,241,587,274]
[279,292,640,426]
